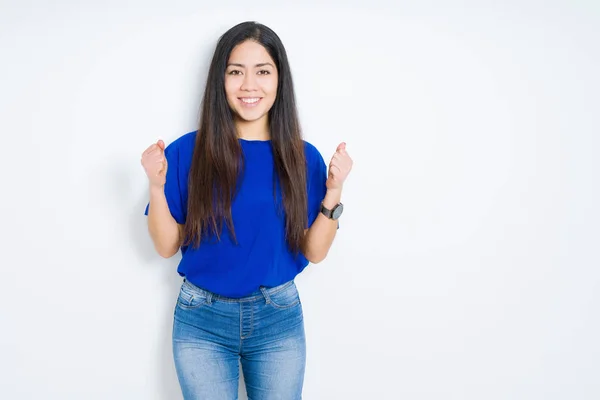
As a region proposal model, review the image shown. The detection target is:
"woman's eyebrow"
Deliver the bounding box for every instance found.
[227,62,275,68]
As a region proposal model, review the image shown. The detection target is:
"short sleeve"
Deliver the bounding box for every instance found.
[306,150,328,228]
[143,141,187,225]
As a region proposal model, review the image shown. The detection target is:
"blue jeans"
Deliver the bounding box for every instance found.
[172,279,306,400]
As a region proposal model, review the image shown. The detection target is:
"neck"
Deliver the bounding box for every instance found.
[235,115,270,141]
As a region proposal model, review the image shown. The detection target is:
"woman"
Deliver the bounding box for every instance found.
[141,21,352,399]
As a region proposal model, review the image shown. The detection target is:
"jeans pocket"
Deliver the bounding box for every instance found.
[267,282,301,310]
[177,282,209,310]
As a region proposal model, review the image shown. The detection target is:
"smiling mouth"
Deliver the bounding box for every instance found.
[239,97,262,105]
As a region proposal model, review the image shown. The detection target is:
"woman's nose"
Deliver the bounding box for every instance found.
[240,73,257,91]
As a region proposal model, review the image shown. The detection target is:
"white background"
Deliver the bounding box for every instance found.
[1,0,598,399]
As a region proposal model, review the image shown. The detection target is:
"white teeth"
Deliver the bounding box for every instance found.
[241,98,260,104]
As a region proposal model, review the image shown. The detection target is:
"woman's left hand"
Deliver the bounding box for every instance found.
[326,142,353,190]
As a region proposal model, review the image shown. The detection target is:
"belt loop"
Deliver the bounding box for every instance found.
[206,291,214,304]
[260,287,271,304]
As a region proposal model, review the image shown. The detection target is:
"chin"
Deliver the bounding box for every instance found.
[235,111,268,123]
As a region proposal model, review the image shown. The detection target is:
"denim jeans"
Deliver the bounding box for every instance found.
[172,278,306,400]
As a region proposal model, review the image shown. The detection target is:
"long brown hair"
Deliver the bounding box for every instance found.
[182,21,307,254]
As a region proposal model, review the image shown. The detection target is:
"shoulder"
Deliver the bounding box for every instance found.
[303,140,328,195]
[166,130,197,153]
[303,140,326,168]
[163,130,197,166]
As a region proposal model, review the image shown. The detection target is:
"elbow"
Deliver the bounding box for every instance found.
[301,234,333,264]
[155,244,179,259]
[148,225,181,259]
[304,250,328,264]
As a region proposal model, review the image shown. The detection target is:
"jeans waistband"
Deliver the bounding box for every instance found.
[182,278,295,304]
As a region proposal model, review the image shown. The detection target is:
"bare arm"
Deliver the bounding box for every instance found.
[301,141,353,263]
[147,186,183,258]
[141,139,183,258]
[301,188,341,264]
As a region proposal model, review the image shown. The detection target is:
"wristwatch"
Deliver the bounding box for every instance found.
[320,202,344,220]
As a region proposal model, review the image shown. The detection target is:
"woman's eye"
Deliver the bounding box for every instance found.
[228,70,242,75]
[257,70,270,75]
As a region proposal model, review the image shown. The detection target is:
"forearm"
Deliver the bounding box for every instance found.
[147,186,182,258]
[302,188,342,263]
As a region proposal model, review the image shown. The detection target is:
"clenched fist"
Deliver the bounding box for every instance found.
[141,140,167,188]
[326,142,353,191]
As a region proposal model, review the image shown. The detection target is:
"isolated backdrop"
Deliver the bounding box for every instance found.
[1,0,598,399]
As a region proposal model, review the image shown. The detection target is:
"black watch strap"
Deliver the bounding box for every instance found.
[320,202,343,220]
[320,203,334,219]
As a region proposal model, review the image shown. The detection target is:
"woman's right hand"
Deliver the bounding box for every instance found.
[141,140,168,188]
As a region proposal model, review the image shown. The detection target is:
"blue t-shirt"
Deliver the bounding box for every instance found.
[144,131,328,298]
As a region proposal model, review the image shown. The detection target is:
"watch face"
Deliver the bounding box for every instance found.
[332,203,344,219]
